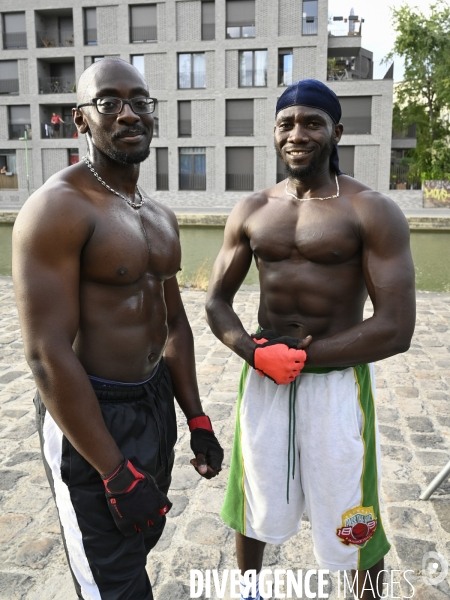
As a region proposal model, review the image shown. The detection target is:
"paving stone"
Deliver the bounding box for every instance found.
[377,407,399,422]
[411,433,445,448]
[432,499,450,533]
[394,386,419,398]
[170,467,201,491]
[14,537,59,569]
[168,494,189,517]
[407,417,435,433]
[0,571,34,600]
[379,425,405,442]
[0,469,26,490]
[0,371,26,384]
[5,451,40,466]
[0,514,31,543]
[381,445,413,462]
[416,451,450,466]
[171,546,221,579]
[381,482,421,501]
[156,581,195,600]
[388,506,433,535]
[184,516,229,545]
[153,521,176,553]
[393,536,436,570]
[0,418,36,439]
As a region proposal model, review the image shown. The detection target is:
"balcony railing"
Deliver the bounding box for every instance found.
[202,23,215,40]
[226,173,254,191]
[178,120,192,137]
[0,79,19,94]
[278,69,293,87]
[41,122,77,139]
[39,76,76,94]
[0,173,18,190]
[303,17,318,35]
[178,71,206,89]
[156,173,169,190]
[239,69,267,87]
[3,32,27,49]
[36,29,74,48]
[226,23,255,38]
[130,26,157,43]
[226,119,254,136]
[179,173,206,191]
[8,124,32,140]
[84,28,97,45]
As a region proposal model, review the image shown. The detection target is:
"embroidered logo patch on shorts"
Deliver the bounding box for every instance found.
[336,505,377,546]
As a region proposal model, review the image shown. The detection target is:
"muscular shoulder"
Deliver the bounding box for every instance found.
[226,190,270,233]
[143,195,179,234]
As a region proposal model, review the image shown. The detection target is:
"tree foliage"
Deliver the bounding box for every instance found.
[387,2,450,179]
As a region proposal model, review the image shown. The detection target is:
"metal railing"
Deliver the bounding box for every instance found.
[226,119,254,136]
[226,173,254,191]
[239,69,267,87]
[390,164,421,189]
[0,173,18,190]
[327,61,393,81]
[156,174,169,190]
[39,76,76,94]
[41,122,77,139]
[226,23,255,38]
[202,23,215,40]
[130,26,157,43]
[328,22,362,37]
[179,173,206,190]
[36,29,74,47]
[178,71,206,89]
[178,120,192,137]
[84,28,97,45]
[278,69,293,87]
[3,32,27,49]
[0,79,19,94]
[8,124,32,140]
[302,17,318,35]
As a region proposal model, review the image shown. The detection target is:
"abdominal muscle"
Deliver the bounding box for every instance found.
[73,277,169,383]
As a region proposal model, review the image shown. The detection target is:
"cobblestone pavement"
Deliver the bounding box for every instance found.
[388,190,424,211]
[1,278,450,599]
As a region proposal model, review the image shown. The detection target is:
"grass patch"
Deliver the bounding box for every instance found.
[177,258,211,291]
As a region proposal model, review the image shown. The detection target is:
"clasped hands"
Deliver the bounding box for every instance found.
[252,329,312,385]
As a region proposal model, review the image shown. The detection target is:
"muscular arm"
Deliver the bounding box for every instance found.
[205,199,257,365]
[13,189,123,477]
[305,194,416,366]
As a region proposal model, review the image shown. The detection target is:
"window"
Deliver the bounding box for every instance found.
[2,12,27,49]
[226,147,254,190]
[130,5,157,43]
[153,102,159,137]
[35,11,74,48]
[226,0,255,38]
[226,100,253,136]
[84,8,97,45]
[131,55,145,77]
[201,1,215,40]
[92,56,105,63]
[178,53,206,89]
[0,60,19,94]
[239,50,267,87]
[339,97,372,134]
[278,49,293,86]
[0,149,18,190]
[8,105,31,140]
[302,0,318,35]
[338,146,354,177]
[156,148,169,190]
[178,101,192,137]
[38,59,76,94]
[68,149,79,166]
[179,148,206,190]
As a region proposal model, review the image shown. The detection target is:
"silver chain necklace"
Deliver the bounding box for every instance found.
[285,173,340,202]
[82,156,144,209]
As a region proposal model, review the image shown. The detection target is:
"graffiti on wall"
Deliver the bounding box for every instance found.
[423,180,450,207]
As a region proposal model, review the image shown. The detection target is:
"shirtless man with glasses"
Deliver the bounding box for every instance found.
[13,57,223,599]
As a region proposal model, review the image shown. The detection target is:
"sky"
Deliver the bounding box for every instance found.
[328,0,434,82]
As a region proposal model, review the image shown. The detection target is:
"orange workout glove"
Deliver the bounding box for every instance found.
[252,330,307,385]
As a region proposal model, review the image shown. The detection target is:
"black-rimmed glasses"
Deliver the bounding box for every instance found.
[77,96,157,115]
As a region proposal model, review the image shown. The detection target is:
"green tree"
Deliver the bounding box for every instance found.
[386,2,450,180]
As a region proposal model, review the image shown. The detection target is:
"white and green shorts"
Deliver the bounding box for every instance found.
[221,363,390,571]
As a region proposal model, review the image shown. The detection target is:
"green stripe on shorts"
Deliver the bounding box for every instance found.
[220,361,249,535]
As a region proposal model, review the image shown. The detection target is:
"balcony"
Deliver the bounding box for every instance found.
[178,120,192,137]
[226,173,254,191]
[130,26,157,43]
[41,122,77,139]
[84,28,97,45]
[302,17,318,35]
[239,69,267,87]
[226,23,255,38]
[3,32,27,49]
[178,72,206,89]
[39,76,76,94]
[8,124,32,140]
[36,29,74,48]
[202,23,215,40]
[179,174,206,191]
[0,173,18,190]
[156,174,169,190]
[0,79,19,94]
[226,119,253,136]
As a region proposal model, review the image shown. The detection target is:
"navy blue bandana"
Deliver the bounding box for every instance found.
[276,79,343,175]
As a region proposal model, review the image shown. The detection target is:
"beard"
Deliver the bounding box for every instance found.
[108,145,151,165]
[277,138,335,181]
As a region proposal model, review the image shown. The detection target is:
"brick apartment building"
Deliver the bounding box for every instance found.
[0,0,394,210]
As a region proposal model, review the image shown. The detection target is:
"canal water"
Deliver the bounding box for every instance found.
[1,223,449,292]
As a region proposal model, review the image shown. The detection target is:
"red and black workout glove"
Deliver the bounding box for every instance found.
[102,458,172,536]
[252,329,307,385]
[188,415,224,472]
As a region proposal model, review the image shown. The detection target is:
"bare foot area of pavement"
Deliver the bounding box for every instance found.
[0,279,449,599]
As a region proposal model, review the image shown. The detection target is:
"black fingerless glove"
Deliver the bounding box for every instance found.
[252,329,300,350]
[102,458,172,536]
[188,415,224,472]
